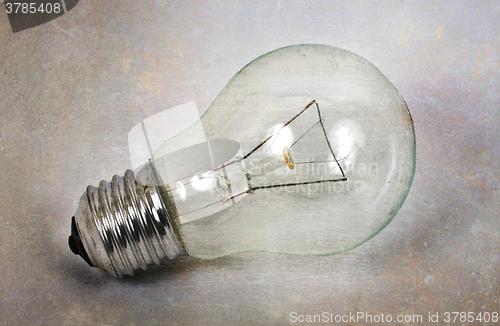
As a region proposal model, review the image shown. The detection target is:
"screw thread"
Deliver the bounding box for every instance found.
[73,164,185,277]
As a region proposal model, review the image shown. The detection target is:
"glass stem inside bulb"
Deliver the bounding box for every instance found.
[164,147,295,225]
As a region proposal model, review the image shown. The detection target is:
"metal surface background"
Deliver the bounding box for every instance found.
[0,1,498,325]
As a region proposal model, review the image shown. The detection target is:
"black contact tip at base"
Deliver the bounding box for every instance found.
[68,216,94,267]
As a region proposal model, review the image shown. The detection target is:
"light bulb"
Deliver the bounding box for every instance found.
[68,44,415,277]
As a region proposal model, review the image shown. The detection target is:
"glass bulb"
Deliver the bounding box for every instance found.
[68,44,415,277]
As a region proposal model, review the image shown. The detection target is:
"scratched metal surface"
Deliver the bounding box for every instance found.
[0,1,498,325]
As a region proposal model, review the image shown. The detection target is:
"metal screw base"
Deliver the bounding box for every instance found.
[70,162,186,277]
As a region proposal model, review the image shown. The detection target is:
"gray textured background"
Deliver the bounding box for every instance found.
[0,1,499,325]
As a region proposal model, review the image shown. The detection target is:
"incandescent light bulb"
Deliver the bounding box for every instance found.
[68,44,415,277]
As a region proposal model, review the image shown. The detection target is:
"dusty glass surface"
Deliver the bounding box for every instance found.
[152,44,416,259]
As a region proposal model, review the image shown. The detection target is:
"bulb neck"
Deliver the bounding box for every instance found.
[69,162,186,277]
